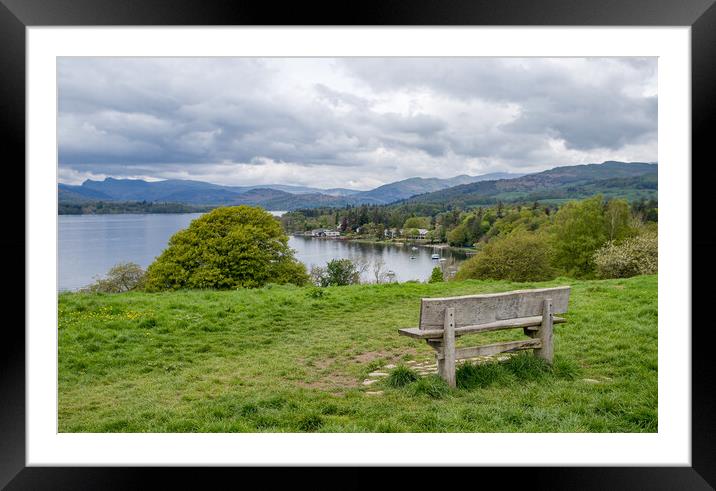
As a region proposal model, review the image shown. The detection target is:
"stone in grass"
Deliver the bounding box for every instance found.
[582,378,601,384]
[366,391,384,396]
[385,364,396,369]
[362,379,379,386]
[368,372,389,377]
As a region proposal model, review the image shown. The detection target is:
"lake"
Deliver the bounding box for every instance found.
[58,213,469,291]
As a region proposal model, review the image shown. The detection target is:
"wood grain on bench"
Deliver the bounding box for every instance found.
[398,315,566,339]
[418,286,570,329]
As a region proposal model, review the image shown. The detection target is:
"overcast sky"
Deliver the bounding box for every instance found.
[58,57,657,190]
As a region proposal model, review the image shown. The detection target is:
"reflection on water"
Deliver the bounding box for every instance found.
[288,235,467,284]
[58,213,469,291]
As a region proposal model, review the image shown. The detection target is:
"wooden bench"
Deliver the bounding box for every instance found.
[398,286,571,387]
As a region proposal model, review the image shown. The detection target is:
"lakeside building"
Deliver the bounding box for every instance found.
[384,228,399,239]
[311,228,341,238]
[403,228,429,240]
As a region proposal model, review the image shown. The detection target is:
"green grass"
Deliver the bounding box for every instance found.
[58,275,657,433]
[386,365,420,388]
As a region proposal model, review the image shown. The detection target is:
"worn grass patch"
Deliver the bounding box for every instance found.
[58,275,657,432]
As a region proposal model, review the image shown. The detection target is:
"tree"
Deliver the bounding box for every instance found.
[82,262,146,293]
[549,195,609,277]
[312,258,361,286]
[405,227,420,239]
[144,206,308,291]
[455,231,555,282]
[604,198,632,242]
[372,258,388,284]
[403,216,431,230]
[447,223,470,247]
[428,266,444,283]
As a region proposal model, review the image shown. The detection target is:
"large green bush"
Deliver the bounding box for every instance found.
[455,230,555,282]
[593,230,657,278]
[144,206,308,291]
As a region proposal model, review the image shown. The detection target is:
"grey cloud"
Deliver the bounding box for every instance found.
[339,58,657,152]
[58,57,657,186]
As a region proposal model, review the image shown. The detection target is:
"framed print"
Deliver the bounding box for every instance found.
[4,0,715,488]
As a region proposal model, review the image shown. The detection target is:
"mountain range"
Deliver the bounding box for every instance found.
[58,171,523,210]
[58,161,657,212]
[400,161,657,207]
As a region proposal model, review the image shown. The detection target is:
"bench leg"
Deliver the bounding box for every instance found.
[441,307,456,387]
[534,298,554,364]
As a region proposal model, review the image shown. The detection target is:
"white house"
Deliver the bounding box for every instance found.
[311,228,341,238]
[384,228,399,239]
[404,228,429,239]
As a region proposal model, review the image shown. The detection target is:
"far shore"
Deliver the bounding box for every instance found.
[291,233,478,254]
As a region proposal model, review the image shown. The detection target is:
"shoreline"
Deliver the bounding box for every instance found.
[291,233,477,254]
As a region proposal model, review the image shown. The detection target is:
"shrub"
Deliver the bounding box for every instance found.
[428,266,444,283]
[144,206,308,291]
[82,262,146,293]
[311,258,361,287]
[386,365,419,388]
[455,230,555,282]
[593,230,657,279]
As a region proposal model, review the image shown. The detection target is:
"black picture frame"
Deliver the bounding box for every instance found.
[3,0,714,488]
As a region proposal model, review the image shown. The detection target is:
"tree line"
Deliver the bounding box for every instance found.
[59,200,215,215]
[81,196,658,294]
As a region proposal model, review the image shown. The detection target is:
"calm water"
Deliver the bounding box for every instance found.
[58,213,469,291]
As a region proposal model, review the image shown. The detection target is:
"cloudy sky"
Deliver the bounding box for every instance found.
[58,57,657,190]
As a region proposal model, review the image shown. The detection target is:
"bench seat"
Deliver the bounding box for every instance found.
[398,315,566,339]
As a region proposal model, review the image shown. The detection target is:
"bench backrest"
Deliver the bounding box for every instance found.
[419,286,570,330]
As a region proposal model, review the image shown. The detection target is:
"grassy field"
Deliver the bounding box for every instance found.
[58,275,657,432]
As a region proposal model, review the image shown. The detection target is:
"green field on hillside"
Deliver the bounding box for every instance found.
[58,275,657,432]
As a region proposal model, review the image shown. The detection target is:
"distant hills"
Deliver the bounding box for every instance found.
[58,171,524,210]
[400,161,657,207]
[58,161,657,213]
[354,172,520,204]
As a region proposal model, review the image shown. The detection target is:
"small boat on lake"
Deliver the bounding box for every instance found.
[411,246,418,251]
[431,254,440,260]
